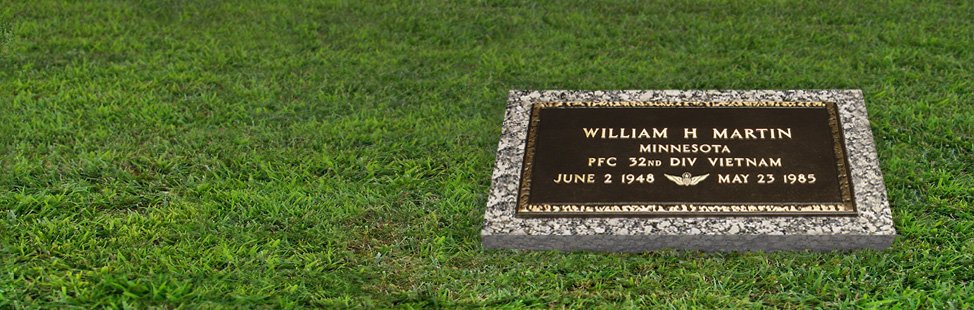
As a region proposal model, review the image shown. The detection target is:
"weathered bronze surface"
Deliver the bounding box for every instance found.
[516,102,856,217]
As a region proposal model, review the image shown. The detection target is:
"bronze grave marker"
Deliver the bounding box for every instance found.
[483,90,895,251]
[517,102,855,217]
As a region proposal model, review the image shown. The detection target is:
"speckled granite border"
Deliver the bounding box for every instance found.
[481,90,895,252]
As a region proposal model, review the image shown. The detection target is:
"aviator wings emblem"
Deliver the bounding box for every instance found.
[664,172,710,186]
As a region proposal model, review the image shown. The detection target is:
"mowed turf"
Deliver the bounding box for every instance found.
[1,0,972,307]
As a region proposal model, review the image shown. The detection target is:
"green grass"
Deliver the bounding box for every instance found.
[1,0,972,308]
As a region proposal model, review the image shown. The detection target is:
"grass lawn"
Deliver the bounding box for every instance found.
[1,0,973,308]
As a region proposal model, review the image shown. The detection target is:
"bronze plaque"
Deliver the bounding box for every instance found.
[517,102,856,217]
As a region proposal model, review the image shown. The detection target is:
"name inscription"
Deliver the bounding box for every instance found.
[517,102,856,217]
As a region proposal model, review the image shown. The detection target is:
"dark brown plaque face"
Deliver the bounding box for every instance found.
[517,102,856,217]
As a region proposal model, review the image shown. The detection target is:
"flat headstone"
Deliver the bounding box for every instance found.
[481,90,895,251]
